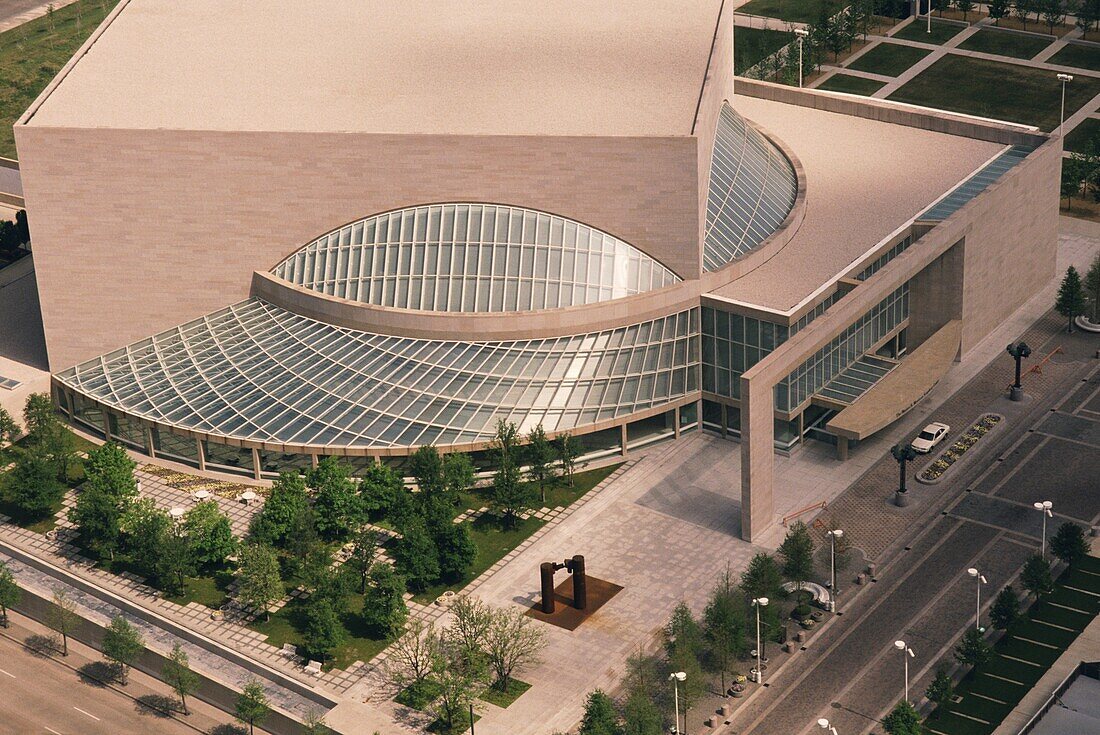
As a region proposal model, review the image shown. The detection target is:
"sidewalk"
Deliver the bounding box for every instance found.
[0,608,265,734]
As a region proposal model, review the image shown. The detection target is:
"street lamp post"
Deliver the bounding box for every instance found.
[818,719,840,735]
[894,640,915,702]
[668,671,686,735]
[1033,500,1053,557]
[1006,342,1032,401]
[1057,73,1074,137]
[827,529,844,612]
[927,0,932,33]
[795,28,809,88]
[890,443,917,507]
[751,597,769,684]
[967,567,988,632]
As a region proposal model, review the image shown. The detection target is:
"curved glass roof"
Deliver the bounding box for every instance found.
[271,204,681,313]
[56,299,699,450]
[703,103,798,272]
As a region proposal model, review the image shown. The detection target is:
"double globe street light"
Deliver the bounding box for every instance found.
[751,597,770,684]
[895,640,916,703]
[1034,500,1054,557]
[818,719,840,735]
[668,671,686,735]
[967,567,988,632]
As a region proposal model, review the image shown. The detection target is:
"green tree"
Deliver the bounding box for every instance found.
[740,552,783,600]
[389,618,441,690]
[484,606,547,693]
[235,678,271,735]
[358,463,404,521]
[702,571,747,692]
[303,596,347,662]
[441,452,475,499]
[779,521,815,601]
[427,636,488,733]
[1014,0,1036,28]
[448,595,493,660]
[22,393,74,481]
[664,601,703,660]
[1062,156,1084,208]
[926,668,954,716]
[579,690,622,735]
[394,521,441,591]
[410,445,446,500]
[954,627,993,667]
[882,699,922,735]
[309,457,363,540]
[5,449,65,520]
[1083,253,1100,323]
[431,519,476,581]
[284,505,321,579]
[0,561,20,628]
[990,585,1020,630]
[0,406,19,454]
[183,500,236,568]
[1051,522,1090,567]
[344,528,379,594]
[955,0,975,20]
[46,588,79,655]
[22,392,56,439]
[988,0,1009,23]
[1021,554,1053,599]
[1056,263,1088,331]
[490,458,535,528]
[162,643,200,715]
[622,691,662,735]
[301,709,333,734]
[525,424,555,504]
[248,471,309,548]
[159,527,196,596]
[1041,0,1066,31]
[237,543,283,621]
[362,563,408,638]
[1079,0,1100,37]
[102,615,144,684]
[70,443,137,561]
[556,432,581,486]
[120,498,172,582]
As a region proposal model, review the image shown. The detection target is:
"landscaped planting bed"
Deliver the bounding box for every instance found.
[892,17,965,44]
[1048,42,1100,72]
[889,55,1100,131]
[957,28,1053,59]
[847,41,930,76]
[734,26,795,74]
[815,73,887,95]
[737,0,845,25]
[918,415,1002,483]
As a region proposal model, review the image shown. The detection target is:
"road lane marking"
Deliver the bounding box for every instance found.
[0,667,14,678]
[72,707,100,721]
[45,727,63,735]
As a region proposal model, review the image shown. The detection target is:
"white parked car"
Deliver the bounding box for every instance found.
[912,422,950,453]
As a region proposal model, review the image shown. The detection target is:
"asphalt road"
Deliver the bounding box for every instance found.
[0,631,199,735]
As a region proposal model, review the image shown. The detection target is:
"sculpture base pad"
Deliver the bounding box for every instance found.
[526,576,622,631]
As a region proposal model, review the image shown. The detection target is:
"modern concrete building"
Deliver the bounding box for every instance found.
[15,0,1060,541]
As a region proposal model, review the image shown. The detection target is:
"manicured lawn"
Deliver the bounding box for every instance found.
[892,18,965,45]
[888,55,1100,131]
[0,497,60,533]
[0,0,120,159]
[817,73,887,95]
[1059,566,1100,593]
[427,710,479,735]
[1048,42,1100,72]
[738,0,845,25]
[847,42,930,77]
[926,710,992,735]
[251,593,391,671]
[1029,600,1092,631]
[734,26,794,74]
[957,28,1053,60]
[542,463,619,507]
[164,569,234,609]
[478,678,531,708]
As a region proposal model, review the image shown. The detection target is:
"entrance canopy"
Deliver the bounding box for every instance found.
[826,321,961,441]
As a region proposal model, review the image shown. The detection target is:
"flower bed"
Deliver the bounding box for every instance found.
[917,414,1002,484]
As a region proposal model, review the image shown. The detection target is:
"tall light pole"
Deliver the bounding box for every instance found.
[795,28,809,88]
[927,0,932,33]
[1034,500,1054,556]
[752,597,769,684]
[967,567,988,632]
[668,671,686,735]
[894,640,915,702]
[891,443,917,507]
[818,719,840,735]
[827,529,844,612]
[1057,73,1073,137]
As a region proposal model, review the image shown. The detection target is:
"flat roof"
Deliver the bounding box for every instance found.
[26,0,722,136]
[712,95,1004,313]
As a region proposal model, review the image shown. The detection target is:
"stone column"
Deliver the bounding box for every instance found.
[196,439,206,471]
[836,436,848,461]
[252,448,262,481]
[674,405,681,438]
[620,424,628,456]
[740,376,775,543]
